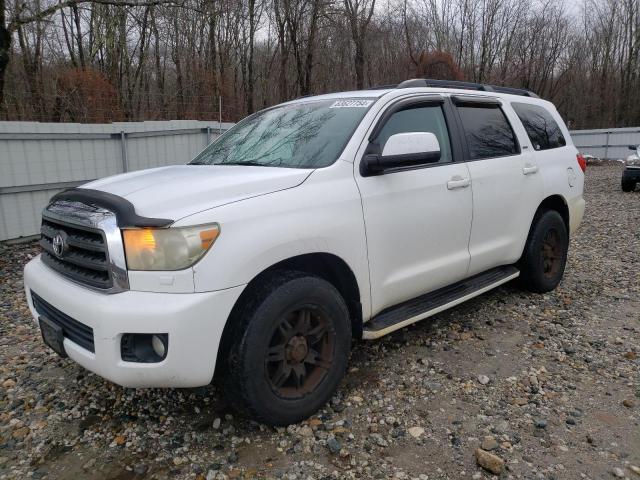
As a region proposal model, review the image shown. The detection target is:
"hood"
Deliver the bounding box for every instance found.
[82,165,312,221]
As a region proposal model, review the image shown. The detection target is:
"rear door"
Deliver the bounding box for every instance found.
[452,96,543,275]
[355,96,473,316]
[511,101,582,224]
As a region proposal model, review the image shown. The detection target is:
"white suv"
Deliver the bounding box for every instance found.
[24,79,586,425]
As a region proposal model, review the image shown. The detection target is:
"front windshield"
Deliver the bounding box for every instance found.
[190,98,375,169]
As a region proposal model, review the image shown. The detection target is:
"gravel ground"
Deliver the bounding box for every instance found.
[1,164,639,480]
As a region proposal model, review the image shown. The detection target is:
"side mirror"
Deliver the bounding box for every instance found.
[363,132,441,175]
[629,145,640,152]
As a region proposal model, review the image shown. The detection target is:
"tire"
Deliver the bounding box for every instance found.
[621,176,636,192]
[222,270,351,426]
[518,210,569,293]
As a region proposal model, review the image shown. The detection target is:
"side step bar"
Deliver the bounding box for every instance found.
[362,265,519,340]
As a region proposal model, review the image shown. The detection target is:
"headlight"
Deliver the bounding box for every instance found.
[122,224,220,271]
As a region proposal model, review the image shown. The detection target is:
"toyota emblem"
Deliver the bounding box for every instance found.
[52,232,68,258]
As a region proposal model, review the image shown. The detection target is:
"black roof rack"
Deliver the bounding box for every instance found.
[368,83,399,90]
[395,78,539,98]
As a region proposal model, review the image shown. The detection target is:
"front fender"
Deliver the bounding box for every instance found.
[173,163,372,319]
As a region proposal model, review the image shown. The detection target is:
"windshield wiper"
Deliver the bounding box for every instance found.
[217,161,271,167]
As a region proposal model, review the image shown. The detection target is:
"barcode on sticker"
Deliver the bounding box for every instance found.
[330,100,373,108]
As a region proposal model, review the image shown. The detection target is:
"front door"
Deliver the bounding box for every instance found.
[355,98,473,316]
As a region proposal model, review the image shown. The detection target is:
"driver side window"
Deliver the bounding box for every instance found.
[375,105,453,163]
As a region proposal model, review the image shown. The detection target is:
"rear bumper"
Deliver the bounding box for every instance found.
[24,256,245,388]
[568,196,586,235]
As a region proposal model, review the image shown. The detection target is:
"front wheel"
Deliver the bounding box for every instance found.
[518,210,569,293]
[222,271,351,426]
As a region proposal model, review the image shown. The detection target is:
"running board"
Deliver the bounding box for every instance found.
[362,265,519,340]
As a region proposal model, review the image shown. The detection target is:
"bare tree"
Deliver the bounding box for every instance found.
[283,0,322,96]
[343,0,375,89]
[1,0,638,128]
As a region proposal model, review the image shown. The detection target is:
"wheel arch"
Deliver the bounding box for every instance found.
[213,252,363,380]
[519,194,570,262]
[535,194,570,232]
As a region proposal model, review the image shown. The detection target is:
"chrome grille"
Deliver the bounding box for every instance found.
[40,217,112,289]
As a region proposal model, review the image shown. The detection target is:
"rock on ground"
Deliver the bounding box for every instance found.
[475,448,505,475]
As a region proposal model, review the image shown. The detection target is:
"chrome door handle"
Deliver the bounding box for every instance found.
[447,176,471,190]
[523,164,539,175]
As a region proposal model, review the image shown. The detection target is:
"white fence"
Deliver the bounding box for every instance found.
[0,120,232,241]
[571,127,640,160]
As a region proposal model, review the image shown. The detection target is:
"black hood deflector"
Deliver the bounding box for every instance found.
[49,188,173,228]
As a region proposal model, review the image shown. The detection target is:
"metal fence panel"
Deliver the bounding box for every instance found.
[0,120,232,241]
[571,127,640,160]
[0,188,68,243]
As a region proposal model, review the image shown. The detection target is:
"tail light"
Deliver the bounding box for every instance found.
[576,153,587,172]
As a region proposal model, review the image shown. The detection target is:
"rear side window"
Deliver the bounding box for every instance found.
[375,105,452,163]
[457,106,519,159]
[512,102,566,151]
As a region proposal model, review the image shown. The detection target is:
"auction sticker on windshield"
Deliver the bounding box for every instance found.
[330,100,374,108]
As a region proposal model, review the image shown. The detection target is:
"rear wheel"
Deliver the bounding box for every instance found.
[621,175,636,192]
[222,271,351,425]
[519,210,569,293]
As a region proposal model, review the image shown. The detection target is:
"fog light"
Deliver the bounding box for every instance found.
[152,334,166,358]
[121,333,168,363]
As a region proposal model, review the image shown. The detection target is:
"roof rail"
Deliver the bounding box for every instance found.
[396,78,539,98]
[368,83,399,90]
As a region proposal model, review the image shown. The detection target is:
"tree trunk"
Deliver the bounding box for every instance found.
[274,0,288,102]
[302,0,320,96]
[61,8,78,68]
[150,9,165,116]
[345,0,375,91]
[173,14,184,119]
[0,0,10,116]
[354,40,365,89]
[207,1,218,103]
[73,5,85,69]
[246,0,256,114]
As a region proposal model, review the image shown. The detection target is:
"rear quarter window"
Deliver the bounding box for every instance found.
[512,102,566,151]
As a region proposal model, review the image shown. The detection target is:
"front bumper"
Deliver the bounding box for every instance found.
[24,256,245,388]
